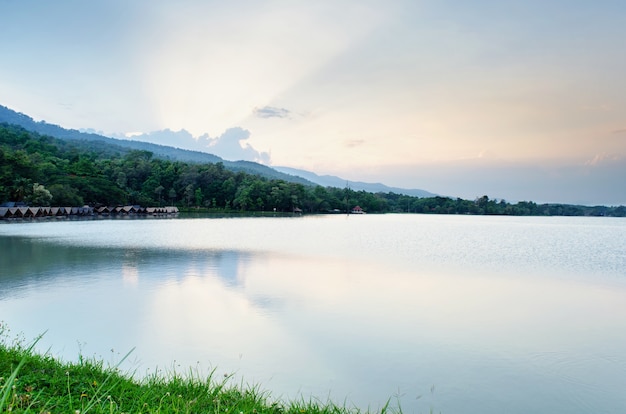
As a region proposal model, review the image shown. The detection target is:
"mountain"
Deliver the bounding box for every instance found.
[273,166,437,198]
[0,104,311,185]
[0,104,434,196]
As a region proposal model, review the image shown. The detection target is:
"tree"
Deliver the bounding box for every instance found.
[11,177,32,201]
[48,184,84,206]
[234,185,252,210]
[28,183,53,206]
[154,185,165,206]
[168,188,177,205]
[194,188,204,207]
[184,184,195,207]
[115,171,127,189]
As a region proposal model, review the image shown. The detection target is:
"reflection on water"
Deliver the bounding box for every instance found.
[0,236,253,298]
[1,216,626,414]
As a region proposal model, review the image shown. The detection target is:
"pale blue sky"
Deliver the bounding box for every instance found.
[1,1,625,204]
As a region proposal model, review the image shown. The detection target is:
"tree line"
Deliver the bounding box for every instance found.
[1,123,624,216]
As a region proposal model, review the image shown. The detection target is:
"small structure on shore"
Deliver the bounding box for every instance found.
[0,205,179,220]
[351,205,365,214]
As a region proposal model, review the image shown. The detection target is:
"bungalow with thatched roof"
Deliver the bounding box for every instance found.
[96,206,111,215]
[29,207,46,217]
[18,207,31,217]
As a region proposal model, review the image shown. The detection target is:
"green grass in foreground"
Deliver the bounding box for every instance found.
[0,331,397,414]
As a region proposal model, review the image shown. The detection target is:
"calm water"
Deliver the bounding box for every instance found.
[1,214,625,413]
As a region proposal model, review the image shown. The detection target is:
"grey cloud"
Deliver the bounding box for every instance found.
[254,106,291,119]
[612,128,626,135]
[344,139,365,148]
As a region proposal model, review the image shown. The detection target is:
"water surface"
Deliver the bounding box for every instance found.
[1,215,625,413]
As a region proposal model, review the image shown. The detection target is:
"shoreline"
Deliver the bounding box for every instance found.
[0,205,179,221]
[0,333,390,414]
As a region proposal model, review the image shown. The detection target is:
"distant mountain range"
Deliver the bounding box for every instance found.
[273,166,436,198]
[0,104,436,197]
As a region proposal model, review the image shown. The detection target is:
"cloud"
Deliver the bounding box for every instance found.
[584,153,621,167]
[118,127,271,164]
[208,127,271,164]
[254,106,291,119]
[612,128,626,135]
[344,139,365,148]
[125,129,199,149]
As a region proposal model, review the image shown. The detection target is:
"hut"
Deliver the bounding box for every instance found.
[123,205,140,214]
[28,207,44,217]
[80,206,94,215]
[351,206,365,214]
[19,207,32,217]
[96,206,111,215]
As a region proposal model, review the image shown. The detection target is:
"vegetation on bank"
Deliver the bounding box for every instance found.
[1,122,624,216]
[0,330,388,414]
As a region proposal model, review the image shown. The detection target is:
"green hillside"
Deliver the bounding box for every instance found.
[0,123,383,212]
[1,120,624,216]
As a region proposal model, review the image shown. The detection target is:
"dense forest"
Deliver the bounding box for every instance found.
[1,123,624,216]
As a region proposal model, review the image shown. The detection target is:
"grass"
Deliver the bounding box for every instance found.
[0,327,398,414]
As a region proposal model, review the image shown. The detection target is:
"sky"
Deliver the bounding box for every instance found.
[1,0,626,205]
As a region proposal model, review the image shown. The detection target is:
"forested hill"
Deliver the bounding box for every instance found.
[1,122,625,216]
[0,122,382,211]
[0,104,312,185]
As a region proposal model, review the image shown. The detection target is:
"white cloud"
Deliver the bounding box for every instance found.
[121,128,270,164]
[207,127,270,163]
[584,153,621,167]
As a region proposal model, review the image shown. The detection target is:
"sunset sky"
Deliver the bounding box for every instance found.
[2,1,625,205]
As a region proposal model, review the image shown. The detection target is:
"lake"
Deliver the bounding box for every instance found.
[1,214,625,413]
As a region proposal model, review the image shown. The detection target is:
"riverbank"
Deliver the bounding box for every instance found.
[0,333,393,414]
